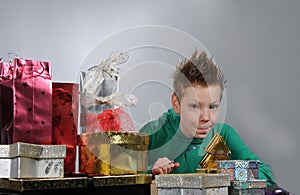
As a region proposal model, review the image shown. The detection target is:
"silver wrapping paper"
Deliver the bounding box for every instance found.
[0,142,66,178]
[10,157,64,178]
[155,173,230,189]
[158,187,228,195]
[0,142,66,158]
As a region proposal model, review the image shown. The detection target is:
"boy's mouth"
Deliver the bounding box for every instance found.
[198,125,212,130]
[196,126,212,134]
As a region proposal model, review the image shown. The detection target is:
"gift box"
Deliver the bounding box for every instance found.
[52,82,79,174]
[0,142,66,178]
[77,131,149,176]
[79,51,138,134]
[155,173,230,195]
[229,179,267,195]
[216,160,260,180]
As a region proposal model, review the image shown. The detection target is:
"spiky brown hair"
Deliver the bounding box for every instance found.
[172,49,226,101]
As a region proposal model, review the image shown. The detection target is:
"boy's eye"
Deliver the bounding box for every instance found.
[209,104,219,110]
[189,104,199,109]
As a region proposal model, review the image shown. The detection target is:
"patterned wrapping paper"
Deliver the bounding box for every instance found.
[0,177,87,191]
[92,174,152,186]
[0,174,152,191]
[52,82,79,174]
[0,142,66,178]
[229,179,267,195]
[216,160,260,180]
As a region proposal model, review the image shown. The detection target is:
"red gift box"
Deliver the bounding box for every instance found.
[52,82,79,174]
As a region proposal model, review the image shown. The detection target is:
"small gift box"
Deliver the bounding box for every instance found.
[0,142,66,178]
[216,160,260,180]
[77,131,149,176]
[155,173,230,195]
[229,179,267,195]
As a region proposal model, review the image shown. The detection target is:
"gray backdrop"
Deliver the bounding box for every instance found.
[1,0,299,193]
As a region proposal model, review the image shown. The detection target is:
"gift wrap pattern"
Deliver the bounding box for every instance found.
[0,142,66,178]
[0,58,53,145]
[52,82,79,174]
[216,160,260,180]
[155,173,230,195]
[229,179,267,195]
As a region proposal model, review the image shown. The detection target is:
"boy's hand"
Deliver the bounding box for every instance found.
[151,157,180,175]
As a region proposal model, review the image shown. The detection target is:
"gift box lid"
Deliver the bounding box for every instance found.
[216,160,260,169]
[230,179,267,189]
[155,173,230,189]
[0,142,66,159]
[77,131,149,145]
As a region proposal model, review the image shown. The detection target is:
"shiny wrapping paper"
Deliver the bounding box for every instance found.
[155,173,230,188]
[229,179,267,195]
[52,82,79,174]
[216,160,260,180]
[0,174,152,191]
[0,177,87,191]
[79,51,138,134]
[77,131,149,176]
[0,57,52,144]
[0,142,66,178]
[92,174,152,186]
[155,173,230,195]
[84,108,135,133]
[199,133,231,170]
[157,187,228,195]
[0,61,14,143]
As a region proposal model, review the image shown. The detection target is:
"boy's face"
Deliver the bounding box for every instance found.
[172,85,222,139]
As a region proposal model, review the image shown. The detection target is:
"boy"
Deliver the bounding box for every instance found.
[139,49,277,186]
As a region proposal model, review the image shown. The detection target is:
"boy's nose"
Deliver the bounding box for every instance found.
[199,109,210,122]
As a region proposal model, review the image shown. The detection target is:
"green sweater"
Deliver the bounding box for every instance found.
[139,108,276,186]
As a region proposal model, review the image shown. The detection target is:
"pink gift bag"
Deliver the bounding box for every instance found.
[0,58,14,144]
[0,56,53,144]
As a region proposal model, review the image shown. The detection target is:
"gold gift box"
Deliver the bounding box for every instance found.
[77,131,149,176]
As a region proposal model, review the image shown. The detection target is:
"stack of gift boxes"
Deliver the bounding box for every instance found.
[0,57,69,179]
[216,160,267,195]
[0,52,149,180]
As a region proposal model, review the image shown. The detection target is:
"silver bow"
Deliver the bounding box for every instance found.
[80,51,137,108]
